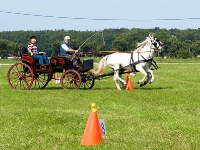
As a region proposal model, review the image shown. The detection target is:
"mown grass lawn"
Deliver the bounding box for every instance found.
[0,61,200,150]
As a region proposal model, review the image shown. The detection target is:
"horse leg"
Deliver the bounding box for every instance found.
[141,68,155,86]
[114,78,121,90]
[136,66,148,87]
[113,71,122,90]
[142,68,151,84]
[143,72,151,86]
[148,69,154,84]
[119,74,127,89]
[113,71,127,90]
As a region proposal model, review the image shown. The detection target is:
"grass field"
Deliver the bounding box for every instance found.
[0,59,200,150]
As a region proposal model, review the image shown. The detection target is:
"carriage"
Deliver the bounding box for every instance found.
[7,47,95,90]
[7,34,163,90]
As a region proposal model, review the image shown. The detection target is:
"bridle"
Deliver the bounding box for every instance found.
[150,38,162,51]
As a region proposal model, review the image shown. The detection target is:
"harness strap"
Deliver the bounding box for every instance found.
[129,52,148,71]
[151,59,159,70]
[129,52,159,71]
[129,51,136,71]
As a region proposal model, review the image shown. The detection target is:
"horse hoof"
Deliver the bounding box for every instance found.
[144,81,147,85]
[137,81,140,84]
[140,84,143,87]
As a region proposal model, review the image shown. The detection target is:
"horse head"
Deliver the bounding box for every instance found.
[149,34,163,51]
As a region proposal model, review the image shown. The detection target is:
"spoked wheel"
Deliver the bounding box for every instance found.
[80,71,95,89]
[60,69,81,89]
[7,62,34,90]
[32,73,51,89]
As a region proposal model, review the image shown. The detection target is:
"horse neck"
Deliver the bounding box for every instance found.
[139,44,154,58]
[134,38,155,57]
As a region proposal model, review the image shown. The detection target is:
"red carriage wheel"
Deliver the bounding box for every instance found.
[7,63,34,90]
[60,69,81,89]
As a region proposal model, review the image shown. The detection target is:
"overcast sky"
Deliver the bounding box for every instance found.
[0,0,200,31]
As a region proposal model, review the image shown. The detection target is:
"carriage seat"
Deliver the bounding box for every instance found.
[50,56,71,65]
[19,46,34,64]
[19,46,31,57]
[19,46,45,65]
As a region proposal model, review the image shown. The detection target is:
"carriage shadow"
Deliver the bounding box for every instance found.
[30,86,173,91]
[80,86,173,90]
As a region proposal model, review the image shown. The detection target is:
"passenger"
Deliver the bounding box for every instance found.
[27,36,50,64]
[60,36,82,69]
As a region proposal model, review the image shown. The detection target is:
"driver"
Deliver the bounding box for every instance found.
[60,36,82,69]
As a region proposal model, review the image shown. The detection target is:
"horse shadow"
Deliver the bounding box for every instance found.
[135,86,173,90]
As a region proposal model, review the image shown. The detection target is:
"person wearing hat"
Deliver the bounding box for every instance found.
[27,36,50,64]
[60,36,82,69]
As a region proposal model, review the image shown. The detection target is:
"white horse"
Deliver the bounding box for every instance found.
[95,34,163,90]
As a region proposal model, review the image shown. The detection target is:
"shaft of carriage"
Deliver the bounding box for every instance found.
[94,70,132,79]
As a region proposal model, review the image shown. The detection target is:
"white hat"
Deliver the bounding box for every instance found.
[64,36,71,40]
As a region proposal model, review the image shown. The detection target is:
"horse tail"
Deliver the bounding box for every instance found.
[95,55,109,74]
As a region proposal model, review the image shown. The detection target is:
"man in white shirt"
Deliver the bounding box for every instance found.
[60,36,82,69]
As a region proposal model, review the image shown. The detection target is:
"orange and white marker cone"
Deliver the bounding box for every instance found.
[125,70,130,83]
[53,73,59,83]
[126,76,134,90]
[99,71,104,75]
[81,108,102,146]
[88,103,104,137]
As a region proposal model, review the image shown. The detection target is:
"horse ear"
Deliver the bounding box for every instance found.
[152,34,154,39]
[149,34,154,41]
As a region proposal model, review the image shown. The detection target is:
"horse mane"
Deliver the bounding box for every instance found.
[134,37,151,53]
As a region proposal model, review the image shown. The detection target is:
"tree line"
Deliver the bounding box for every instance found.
[1,27,200,59]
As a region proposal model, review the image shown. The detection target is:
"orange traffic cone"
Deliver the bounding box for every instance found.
[53,73,59,83]
[81,108,102,146]
[126,76,134,90]
[126,76,129,84]
[89,103,103,137]
[125,70,130,83]
[99,71,104,75]
[87,103,97,122]
[125,70,130,77]
[91,103,96,109]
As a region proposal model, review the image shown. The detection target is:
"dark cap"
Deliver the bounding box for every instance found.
[30,36,37,39]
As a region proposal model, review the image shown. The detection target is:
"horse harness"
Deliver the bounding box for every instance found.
[129,48,159,72]
[105,42,159,73]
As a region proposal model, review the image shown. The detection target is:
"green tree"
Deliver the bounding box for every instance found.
[191,40,200,57]
[70,39,81,50]
[0,39,21,58]
[97,43,106,51]
[178,48,190,59]
[51,40,61,57]
[155,30,171,57]
[112,37,128,51]
[180,40,192,58]
[1,28,200,58]
[81,42,96,52]
[166,35,180,57]
[0,39,9,58]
